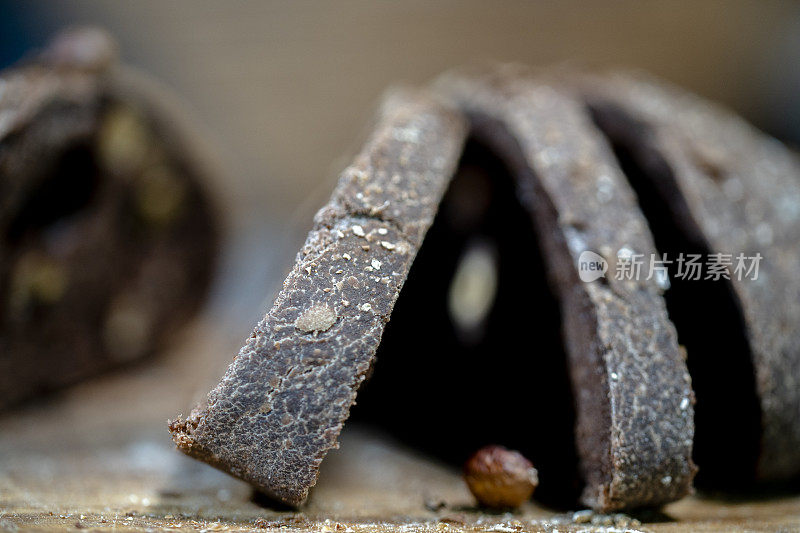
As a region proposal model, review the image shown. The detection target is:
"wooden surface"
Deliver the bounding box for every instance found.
[1,319,799,532]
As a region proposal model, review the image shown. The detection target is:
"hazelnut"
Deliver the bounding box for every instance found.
[463,445,538,509]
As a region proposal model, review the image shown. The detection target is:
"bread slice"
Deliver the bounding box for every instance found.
[438,69,696,511]
[169,91,469,505]
[577,71,800,485]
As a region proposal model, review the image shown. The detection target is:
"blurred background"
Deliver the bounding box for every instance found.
[3,0,800,328]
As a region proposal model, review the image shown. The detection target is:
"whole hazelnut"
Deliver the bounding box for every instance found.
[463,445,538,509]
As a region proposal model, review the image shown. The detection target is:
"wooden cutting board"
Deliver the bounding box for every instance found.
[1,319,798,532]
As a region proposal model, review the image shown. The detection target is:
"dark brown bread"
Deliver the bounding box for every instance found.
[169,71,707,510]
[0,29,218,408]
[169,91,468,505]
[438,69,696,511]
[171,72,696,511]
[577,72,800,484]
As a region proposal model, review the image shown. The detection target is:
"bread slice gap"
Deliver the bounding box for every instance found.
[350,135,580,508]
